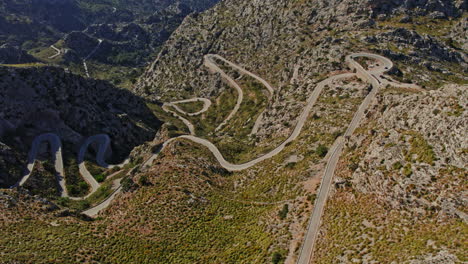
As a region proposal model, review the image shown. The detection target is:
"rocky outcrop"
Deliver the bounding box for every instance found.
[376,28,466,65]
[346,84,467,217]
[450,16,468,52]
[409,250,459,264]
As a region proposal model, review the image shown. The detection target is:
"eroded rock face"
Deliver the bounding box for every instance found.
[377,28,465,64]
[348,85,467,216]
[0,66,162,186]
[450,17,468,52]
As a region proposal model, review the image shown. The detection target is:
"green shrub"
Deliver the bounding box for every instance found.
[308,194,317,204]
[316,145,328,158]
[122,177,136,192]
[138,175,151,186]
[403,164,413,177]
[79,181,89,190]
[95,174,105,183]
[272,252,284,264]
[278,204,289,220]
[392,161,403,170]
[348,162,359,171]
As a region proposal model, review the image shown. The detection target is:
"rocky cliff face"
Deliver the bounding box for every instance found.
[135,0,466,139]
[314,84,467,263]
[352,84,466,214]
[0,65,161,187]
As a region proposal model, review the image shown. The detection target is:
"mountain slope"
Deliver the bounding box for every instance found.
[0,65,161,187]
[0,0,221,87]
[0,0,466,263]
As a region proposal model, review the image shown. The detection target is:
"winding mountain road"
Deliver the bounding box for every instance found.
[161,72,354,171]
[82,178,122,217]
[14,53,409,219]
[13,133,127,203]
[204,54,245,132]
[204,54,275,133]
[209,55,275,136]
[170,98,212,116]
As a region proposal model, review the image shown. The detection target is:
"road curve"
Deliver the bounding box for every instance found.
[76,134,112,195]
[174,55,274,135]
[82,178,122,217]
[204,54,245,132]
[206,55,275,136]
[162,98,212,136]
[209,54,275,96]
[169,98,212,116]
[12,133,127,202]
[17,133,68,197]
[48,45,61,59]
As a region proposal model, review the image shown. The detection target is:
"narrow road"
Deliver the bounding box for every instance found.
[210,54,275,95]
[76,135,112,195]
[82,178,122,217]
[204,54,245,131]
[169,98,212,116]
[207,55,275,136]
[48,45,61,59]
[184,54,275,134]
[296,53,398,264]
[168,72,354,171]
[83,39,102,78]
[162,98,212,135]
